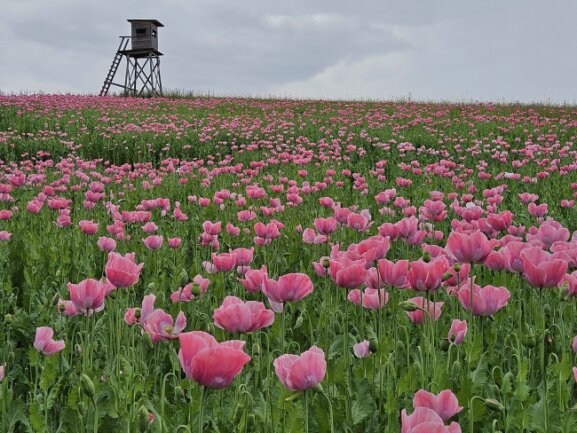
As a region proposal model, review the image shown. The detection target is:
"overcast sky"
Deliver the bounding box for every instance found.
[1,0,575,103]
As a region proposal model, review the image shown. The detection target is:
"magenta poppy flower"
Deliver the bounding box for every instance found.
[178,331,250,388]
[34,327,65,356]
[213,296,275,333]
[274,346,326,391]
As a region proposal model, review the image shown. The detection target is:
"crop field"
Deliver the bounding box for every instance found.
[1,94,577,432]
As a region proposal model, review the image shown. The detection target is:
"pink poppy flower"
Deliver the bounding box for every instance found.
[213,296,275,333]
[521,247,567,289]
[445,230,494,264]
[105,252,144,288]
[413,389,463,421]
[329,257,368,289]
[142,310,186,342]
[274,346,326,391]
[405,297,444,324]
[407,258,449,293]
[67,278,110,315]
[457,283,510,316]
[211,252,237,272]
[178,331,250,388]
[262,273,313,304]
[353,340,371,358]
[34,326,65,356]
[377,259,410,289]
[447,319,467,345]
[348,288,388,309]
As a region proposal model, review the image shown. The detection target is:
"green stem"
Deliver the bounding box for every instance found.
[198,386,205,433]
[304,390,309,433]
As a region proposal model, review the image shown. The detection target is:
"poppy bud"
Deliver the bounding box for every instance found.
[294,315,304,330]
[190,284,202,296]
[322,258,330,269]
[285,392,302,402]
[178,269,189,288]
[453,263,461,272]
[143,332,154,348]
[484,398,505,411]
[399,300,419,312]
[80,374,95,399]
[313,383,324,393]
[147,282,156,291]
[369,339,378,353]
[134,307,142,319]
[4,314,12,324]
[422,251,431,263]
[442,272,453,282]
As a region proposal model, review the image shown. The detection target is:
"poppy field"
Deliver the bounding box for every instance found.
[2,94,577,432]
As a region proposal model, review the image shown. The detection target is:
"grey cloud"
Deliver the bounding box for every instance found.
[1,0,575,102]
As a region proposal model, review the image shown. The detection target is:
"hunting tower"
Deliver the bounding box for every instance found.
[99,19,164,97]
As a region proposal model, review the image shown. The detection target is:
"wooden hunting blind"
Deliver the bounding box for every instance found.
[99,19,164,97]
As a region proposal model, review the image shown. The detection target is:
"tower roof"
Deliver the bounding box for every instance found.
[127,19,164,27]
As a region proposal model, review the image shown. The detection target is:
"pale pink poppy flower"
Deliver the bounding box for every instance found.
[413,389,463,421]
[143,235,163,250]
[97,236,116,252]
[34,326,65,356]
[447,319,467,345]
[353,340,371,358]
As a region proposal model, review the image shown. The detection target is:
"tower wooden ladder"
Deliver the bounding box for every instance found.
[99,36,131,96]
